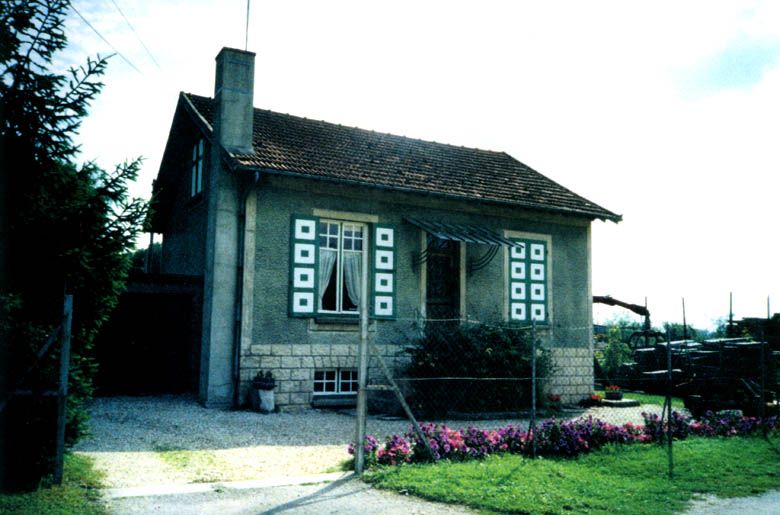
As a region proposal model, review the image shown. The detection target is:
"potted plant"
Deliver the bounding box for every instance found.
[605,384,623,401]
[578,393,603,408]
[251,370,276,413]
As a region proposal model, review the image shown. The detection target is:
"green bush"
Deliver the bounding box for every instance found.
[403,322,550,416]
[598,325,632,383]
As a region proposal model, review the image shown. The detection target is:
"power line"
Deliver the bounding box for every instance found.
[70,3,141,74]
[107,0,160,69]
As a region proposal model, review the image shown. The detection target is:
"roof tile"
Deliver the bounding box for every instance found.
[185,93,620,222]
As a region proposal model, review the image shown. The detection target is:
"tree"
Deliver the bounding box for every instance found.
[661,322,699,342]
[1,0,146,490]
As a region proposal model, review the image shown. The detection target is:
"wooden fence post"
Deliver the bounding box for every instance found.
[354,240,370,474]
[53,295,72,485]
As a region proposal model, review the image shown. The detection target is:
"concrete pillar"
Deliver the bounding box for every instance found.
[200,48,256,407]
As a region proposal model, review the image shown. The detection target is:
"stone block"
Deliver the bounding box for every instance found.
[292,344,312,356]
[279,380,296,393]
[274,369,292,380]
[311,344,331,357]
[262,356,282,369]
[281,356,301,368]
[331,345,349,356]
[250,344,270,355]
[300,357,314,368]
[240,356,260,368]
[271,344,292,356]
[291,368,310,381]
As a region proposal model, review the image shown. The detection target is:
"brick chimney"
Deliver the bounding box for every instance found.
[213,47,255,154]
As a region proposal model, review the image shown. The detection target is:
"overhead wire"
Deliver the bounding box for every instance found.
[70,3,142,74]
[107,0,161,69]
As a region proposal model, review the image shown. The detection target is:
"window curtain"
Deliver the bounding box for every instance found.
[343,252,361,307]
[319,249,337,306]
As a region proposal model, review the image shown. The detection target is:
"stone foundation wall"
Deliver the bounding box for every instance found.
[241,343,593,411]
[546,347,594,404]
[240,343,409,411]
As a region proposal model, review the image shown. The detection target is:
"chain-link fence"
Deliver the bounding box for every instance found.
[354,317,779,472]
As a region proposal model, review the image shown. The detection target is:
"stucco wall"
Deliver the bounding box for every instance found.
[241,175,594,410]
[159,143,208,277]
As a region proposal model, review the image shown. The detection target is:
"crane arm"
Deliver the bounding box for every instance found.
[593,295,650,318]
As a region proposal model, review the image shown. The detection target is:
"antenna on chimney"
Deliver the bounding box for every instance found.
[245,0,251,51]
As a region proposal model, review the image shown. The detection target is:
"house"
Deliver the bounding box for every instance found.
[148,47,622,410]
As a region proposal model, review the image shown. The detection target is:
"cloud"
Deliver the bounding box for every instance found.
[688,38,780,93]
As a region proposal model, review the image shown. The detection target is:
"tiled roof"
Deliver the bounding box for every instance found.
[185,93,621,222]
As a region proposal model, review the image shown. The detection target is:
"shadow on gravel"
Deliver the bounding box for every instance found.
[260,475,358,514]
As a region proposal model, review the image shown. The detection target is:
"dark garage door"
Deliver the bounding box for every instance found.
[95,282,201,395]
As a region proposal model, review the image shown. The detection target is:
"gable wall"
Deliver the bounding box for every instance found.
[241,175,593,409]
[159,133,208,277]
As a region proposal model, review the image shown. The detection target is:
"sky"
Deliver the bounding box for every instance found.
[54,0,780,330]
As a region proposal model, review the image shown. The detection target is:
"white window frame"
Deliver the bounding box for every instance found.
[318,219,367,315]
[313,368,358,396]
[190,139,204,197]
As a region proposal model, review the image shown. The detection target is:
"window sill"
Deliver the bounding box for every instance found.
[309,317,374,333]
[312,394,357,408]
[315,316,359,325]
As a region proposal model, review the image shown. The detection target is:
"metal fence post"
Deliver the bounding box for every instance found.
[666,327,673,480]
[531,320,537,459]
[760,328,767,436]
[764,297,771,438]
[53,294,73,485]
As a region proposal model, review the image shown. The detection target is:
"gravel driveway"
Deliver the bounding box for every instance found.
[75,394,551,488]
[75,394,663,488]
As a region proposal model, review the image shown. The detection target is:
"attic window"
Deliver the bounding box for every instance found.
[191,139,204,197]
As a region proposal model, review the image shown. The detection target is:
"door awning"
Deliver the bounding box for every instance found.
[405,217,520,247]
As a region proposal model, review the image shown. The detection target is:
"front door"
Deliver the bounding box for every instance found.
[426,237,460,321]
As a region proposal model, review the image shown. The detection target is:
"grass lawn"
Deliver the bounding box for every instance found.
[367,436,780,514]
[597,390,685,410]
[0,453,106,514]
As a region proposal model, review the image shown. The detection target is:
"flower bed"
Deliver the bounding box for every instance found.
[349,411,778,467]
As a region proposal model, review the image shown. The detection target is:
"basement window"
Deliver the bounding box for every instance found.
[313,369,358,395]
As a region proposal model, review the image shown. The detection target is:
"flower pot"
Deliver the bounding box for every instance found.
[605,391,623,401]
[251,387,275,413]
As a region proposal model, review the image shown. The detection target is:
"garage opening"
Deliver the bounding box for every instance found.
[94,274,202,395]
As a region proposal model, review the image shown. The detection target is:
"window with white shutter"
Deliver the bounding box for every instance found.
[507,236,549,324]
[289,215,396,320]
